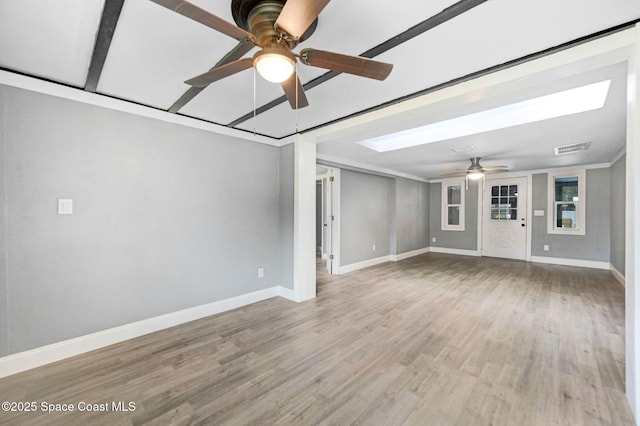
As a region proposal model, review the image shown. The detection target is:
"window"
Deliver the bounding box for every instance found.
[441,179,465,231]
[490,184,519,221]
[547,169,586,235]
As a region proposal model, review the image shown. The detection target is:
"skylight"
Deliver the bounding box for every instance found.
[358,80,611,152]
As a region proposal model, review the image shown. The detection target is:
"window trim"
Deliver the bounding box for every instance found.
[547,169,586,235]
[441,178,465,231]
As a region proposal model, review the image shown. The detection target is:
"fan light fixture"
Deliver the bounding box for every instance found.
[254,48,295,83]
[466,157,484,180]
[358,80,611,152]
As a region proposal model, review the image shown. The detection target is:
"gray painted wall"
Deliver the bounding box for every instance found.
[0,85,283,355]
[610,155,626,272]
[394,178,430,254]
[429,181,479,251]
[279,144,294,290]
[530,168,611,261]
[340,169,392,265]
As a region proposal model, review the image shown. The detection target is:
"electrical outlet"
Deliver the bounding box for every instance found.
[372,244,376,251]
[543,245,549,251]
[257,267,264,278]
[432,237,436,243]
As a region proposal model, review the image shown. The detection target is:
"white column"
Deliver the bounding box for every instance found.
[293,135,317,301]
[626,24,640,419]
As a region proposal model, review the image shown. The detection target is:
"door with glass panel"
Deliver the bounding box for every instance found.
[482,177,528,260]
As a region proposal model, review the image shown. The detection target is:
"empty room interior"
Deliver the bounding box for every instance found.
[2,0,640,424]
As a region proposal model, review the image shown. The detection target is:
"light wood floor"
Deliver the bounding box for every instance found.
[0,253,634,425]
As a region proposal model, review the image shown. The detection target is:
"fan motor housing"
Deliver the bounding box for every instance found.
[231,0,318,44]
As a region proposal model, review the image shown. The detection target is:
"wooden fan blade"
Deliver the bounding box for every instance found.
[275,0,330,39]
[185,58,253,87]
[300,49,392,80]
[149,0,254,42]
[169,41,255,113]
[281,74,309,109]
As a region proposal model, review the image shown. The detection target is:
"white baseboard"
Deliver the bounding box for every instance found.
[530,256,610,270]
[429,247,481,257]
[610,264,626,286]
[0,287,281,379]
[339,247,433,274]
[277,285,300,302]
[338,255,393,274]
[390,247,431,261]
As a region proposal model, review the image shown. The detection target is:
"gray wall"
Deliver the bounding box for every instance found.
[0,85,284,355]
[393,178,430,254]
[279,144,294,290]
[530,168,611,261]
[429,180,479,251]
[340,170,392,265]
[610,155,626,272]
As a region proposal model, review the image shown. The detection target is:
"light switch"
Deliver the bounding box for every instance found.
[58,199,73,215]
[534,210,545,217]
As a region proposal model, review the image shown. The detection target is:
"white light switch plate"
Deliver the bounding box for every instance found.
[58,199,73,215]
[534,210,545,217]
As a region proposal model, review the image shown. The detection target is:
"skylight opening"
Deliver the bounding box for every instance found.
[358,80,611,153]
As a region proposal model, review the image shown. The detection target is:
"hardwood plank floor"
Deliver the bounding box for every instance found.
[0,253,634,425]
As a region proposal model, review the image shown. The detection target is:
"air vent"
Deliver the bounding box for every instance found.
[554,142,590,156]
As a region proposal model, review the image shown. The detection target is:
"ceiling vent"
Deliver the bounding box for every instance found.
[554,142,591,156]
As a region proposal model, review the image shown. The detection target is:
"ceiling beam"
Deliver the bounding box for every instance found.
[227,0,488,128]
[84,0,126,93]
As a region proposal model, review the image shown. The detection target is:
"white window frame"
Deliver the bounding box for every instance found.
[441,178,465,231]
[547,169,586,235]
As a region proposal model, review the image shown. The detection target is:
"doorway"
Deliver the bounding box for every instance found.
[481,176,528,260]
[316,165,340,275]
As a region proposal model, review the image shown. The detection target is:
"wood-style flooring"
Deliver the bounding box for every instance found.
[0,253,634,425]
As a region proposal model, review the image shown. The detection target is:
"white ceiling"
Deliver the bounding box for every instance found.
[0,0,639,180]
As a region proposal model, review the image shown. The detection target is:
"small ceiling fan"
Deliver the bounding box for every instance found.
[442,157,509,180]
[149,0,394,109]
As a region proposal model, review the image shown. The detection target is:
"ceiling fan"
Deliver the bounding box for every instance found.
[442,157,509,180]
[149,0,394,109]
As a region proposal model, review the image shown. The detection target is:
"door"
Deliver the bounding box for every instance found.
[323,175,333,274]
[482,177,528,260]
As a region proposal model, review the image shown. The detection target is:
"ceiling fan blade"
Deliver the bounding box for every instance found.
[483,169,509,174]
[440,172,467,178]
[281,74,309,109]
[185,58,253,87]
[300,49,393,81]
[168,41,255,113]
[149,0,254,42]
[275,0,330,39]
[482,166,509,171]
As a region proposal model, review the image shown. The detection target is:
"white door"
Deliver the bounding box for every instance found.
[323,175,333,274]
[482,177,528,260]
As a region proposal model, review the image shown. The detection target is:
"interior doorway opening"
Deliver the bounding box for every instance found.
[315,165,340,275]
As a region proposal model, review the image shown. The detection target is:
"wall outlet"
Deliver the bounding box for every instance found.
[372,244,376,251]
[543,245,549,251]
[432,237,436,243]
[257,267,264,278]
